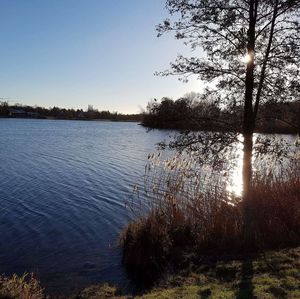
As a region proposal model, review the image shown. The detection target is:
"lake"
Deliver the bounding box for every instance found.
[0,119,297,295]
[0,119,171,295]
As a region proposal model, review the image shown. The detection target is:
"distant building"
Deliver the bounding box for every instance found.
[77,111,86,118]
[27,112,40,118]
[8,108,39,118]
[8,108,27,118]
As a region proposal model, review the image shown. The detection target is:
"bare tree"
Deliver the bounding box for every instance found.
[157,0,300,202]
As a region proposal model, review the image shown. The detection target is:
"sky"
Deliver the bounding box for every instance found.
[0,0,202,114]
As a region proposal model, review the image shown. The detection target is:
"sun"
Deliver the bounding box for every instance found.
[242,54,252,64]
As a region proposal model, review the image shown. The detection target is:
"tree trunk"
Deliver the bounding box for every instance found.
[243,133,253,200]
[242,0,257,245]
[242,132,255,245]
[243,0,256,196]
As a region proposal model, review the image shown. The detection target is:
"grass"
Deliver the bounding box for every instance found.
[74,247,300,298]
[74,283,122,299]
[0,273,44,299]
[2,247,299,298]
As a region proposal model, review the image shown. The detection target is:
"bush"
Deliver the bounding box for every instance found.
[0,273,44,299]
[121,212,172,282]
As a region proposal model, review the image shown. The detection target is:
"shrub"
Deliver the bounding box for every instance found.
[121,212,172,282]
[0,273,44,299]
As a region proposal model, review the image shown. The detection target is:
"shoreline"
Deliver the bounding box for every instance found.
[0,116,140,123]
[1,246,299,298]
[140,123,300,135]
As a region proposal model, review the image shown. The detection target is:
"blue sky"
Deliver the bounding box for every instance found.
[0,0,201,113]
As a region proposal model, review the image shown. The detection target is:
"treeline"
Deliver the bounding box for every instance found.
[0,102,142,122]
[142,94,300,134]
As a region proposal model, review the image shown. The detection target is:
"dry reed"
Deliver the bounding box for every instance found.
[122,151,300,279]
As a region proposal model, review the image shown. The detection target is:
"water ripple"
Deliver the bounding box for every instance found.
[0,119,170,295]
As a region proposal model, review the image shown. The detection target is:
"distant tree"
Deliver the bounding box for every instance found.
[0,101,9,116]
[157,0,300,202]
[87,105,94,112]
[143,95,225,130]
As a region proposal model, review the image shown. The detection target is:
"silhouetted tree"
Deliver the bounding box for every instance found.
[0,101,9,116]
[156,0,300,241]
[143,95,225,130]
[157,0,300,201]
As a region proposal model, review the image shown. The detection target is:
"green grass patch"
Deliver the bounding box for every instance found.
[75,247,300,299]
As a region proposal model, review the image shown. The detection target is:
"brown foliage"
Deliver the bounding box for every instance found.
[0,273,44,299]
[122,162,300,280]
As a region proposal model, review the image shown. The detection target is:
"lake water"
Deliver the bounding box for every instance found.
[0,119,171,295]
[0,119,297,295]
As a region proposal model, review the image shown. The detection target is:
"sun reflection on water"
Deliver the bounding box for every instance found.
[226,138,244,197]
[226,135,258,198]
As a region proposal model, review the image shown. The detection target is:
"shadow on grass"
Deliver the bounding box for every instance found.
[236,259,254,299]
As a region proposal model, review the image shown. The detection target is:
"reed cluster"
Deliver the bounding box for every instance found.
[121,153,300,281]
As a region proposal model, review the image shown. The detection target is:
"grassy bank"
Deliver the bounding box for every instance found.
[77,247,300,299]
[1,247,299,298]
